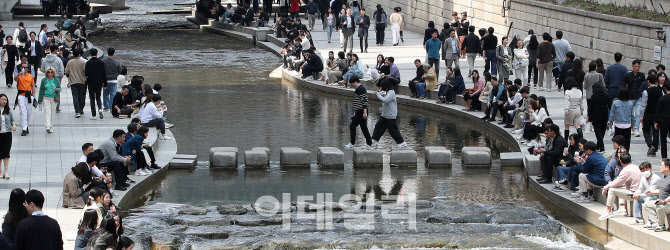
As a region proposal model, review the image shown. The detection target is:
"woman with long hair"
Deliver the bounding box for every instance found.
[588,83,610,152]
[339,54,364,86]
[2,36,19,88]
[83,187,104,226]
[366,54,385,80]
[568,58,585,90]
[658,72,667,91]
[75,209,99,250]
[563,77,584,139]
[595,58,606,78]
[463,70,484,111]
[62,162,90,209]
[37,66,61,133]
[608,87,635,150]
[87,214,119,250]
[123,126,152,176]
[527,35,539,88]
[0,93,16,179]
[1,188,28,242]
[444,67,465,103]
[522,99,549,144]
[326,8,335,43]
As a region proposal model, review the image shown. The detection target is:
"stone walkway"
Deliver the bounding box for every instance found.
[0,20,177,248]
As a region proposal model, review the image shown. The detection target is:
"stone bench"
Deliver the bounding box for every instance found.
[210,147,239,168]
[245,147,270,168]
[353,148,383,168]
[424,146,452,167]
[280,147,311,167]
[390,147,418,167]
[317,147,344,168]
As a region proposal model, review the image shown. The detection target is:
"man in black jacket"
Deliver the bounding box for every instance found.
[300,49,323,79]
[641,74,662,156]
[13,190,63,250]
[84,48,106,120]
[461,26,480,77]
[536,124,568,183]
[25,32,43,84]
[656,84,670,158]
[481,27,498,75]
[409,59,424,98]
[356,8,370,53]
[341,8,356,54]
[624,59,645,136]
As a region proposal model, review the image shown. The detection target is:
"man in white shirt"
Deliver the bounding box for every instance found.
[78,143,105,178]
[139,94,172,140]
[38,24,48,46]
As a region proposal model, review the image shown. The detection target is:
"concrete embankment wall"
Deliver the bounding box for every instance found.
[365,0,665,70]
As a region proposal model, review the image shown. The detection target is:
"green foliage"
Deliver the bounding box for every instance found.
[537,0,670,23]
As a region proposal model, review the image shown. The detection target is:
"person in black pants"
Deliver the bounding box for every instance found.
[481,77,507,121]
[371,80,406,147]
[641,74,663,156]
[346,76,372,148]
[656,83,670,158]
[84,48,106,119]
[373,4,386,45]
[3,36,19,88]
[588,84,610,152]
[536,124,568,183]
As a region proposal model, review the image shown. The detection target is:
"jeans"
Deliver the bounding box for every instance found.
[632,99,641,131]
[88,84,103,117]
[360,34,369,51]
[350,109,372,145]
[554,61,564,87]
[427,58,440,80]
[302,65,321,78]
[342,70,362,81]
[635,196,657,219]
[528,64,538,85]
[103,82,117,110]
[71,83,86,114]
[485,50,496,75]
[145,117,166,134]
[416,82,426,98]
[371,117,404,144]
[557,165,579,190]
[437,85,448,97]
[327,25,334,41]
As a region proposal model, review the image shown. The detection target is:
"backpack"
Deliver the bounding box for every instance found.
[18,28,28,43]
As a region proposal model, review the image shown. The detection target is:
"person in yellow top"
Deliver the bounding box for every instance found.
[38,66,61,134]
[13,61,35,136]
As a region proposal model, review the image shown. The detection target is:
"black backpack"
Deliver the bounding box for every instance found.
[18,28,28,43]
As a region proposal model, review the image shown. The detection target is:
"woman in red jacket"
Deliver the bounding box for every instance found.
[290,0,301,19]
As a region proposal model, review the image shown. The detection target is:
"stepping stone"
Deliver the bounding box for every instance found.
[245,147,270,168]
[424,146,452,167]
[462,150,491,168]
[173,154,197,161]
[500,152,524,167]
[210,147,239,168]
[169,159,196,170]
[317,147,344,168]
[280,147,311,167]
[390,147,418,167]
[461,146,492,154]
[353,148,383,168]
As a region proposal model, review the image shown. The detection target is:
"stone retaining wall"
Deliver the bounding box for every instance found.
[364,0,665,70]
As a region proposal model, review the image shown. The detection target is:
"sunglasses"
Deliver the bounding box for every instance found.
[47,71,54,74]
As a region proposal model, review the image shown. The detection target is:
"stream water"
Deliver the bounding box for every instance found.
[87,1,609,248]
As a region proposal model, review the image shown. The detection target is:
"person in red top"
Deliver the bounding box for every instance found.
[289,0,301,19]
[13,61,35,136]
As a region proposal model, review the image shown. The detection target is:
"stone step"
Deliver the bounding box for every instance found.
[500,152,524,167]
[280,147,311,168]
[389,147,418,167]
[424,146,452,168]
[169,159,197,170]
[210,147,239,168]
[245,147,270,169]
[173,154,197,161]
[352,148,383,168]
[317,147,344,168]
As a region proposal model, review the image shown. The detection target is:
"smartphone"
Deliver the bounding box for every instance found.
[656,200,661,204]
[626,194,633,197]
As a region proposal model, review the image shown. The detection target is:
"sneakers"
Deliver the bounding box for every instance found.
[98,110,104,119]
[538,87,544,91]
[136,169,147,176]
[575,196,592,203]
[570,191,583,198]
[654,226,666,232]
[556,179,568,185]
[552,185,566,192]
[598,211,614,220]
[647,222,658,229]
[643,221,653,228]
[513,129,523,134]
[75,113,81,118]
[614,209,628,216]
[634,130,641,137]
[397,142,408,148]
[303,76,314,81]
[630,218,645,225]
[158,134,172,140]
[46,128,53,134]
[165,123,175,129]
[344,143,355,149]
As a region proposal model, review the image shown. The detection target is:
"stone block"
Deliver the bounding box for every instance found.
[353,148,383,168]
[461,146,492,154]
[523,155,542,176]
[280,147,311,167]
[317,147,345,168]
[173,154,197,161]
[424,146,451,167]
[245,148,270,168]
[210,147,238,163]
[169,159,196,170]
[461,151,491,168]
[390,147,418,167]
[211,151,238,168]
[500,152,524,167]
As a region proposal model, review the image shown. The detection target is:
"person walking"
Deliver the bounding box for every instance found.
[325,8,335,43]
[656,84,670,158]
[318,0,330,30]
[496,37,513,82]
[37,67,61,134]
[41,44,64,113]
[588,79,609,153]
[609,87,635,151]
[482,27,498,76]
[13,189,64,250]
[372,4,386,46]
[2,36,19,88]
[345,76,372,148]
[461,26,480,78]
[26,32,43,86]
[371,80,407,148]
[340,8,355,53]
[623,59,645,137]
[442,29,458,74]
[389,7,402,46]
[425,30,441,80]
[289,0,301,19]
[305,0,317,30]
[527,35,539,87]
[356,8,370,53]
[552,30,572,90]
[604,52,628,107]
[85,48,106,120]
[102,47,122,114]
[0,94,16,180]
[537,32,556,91]
[457,12,469,57]
[640,74,662,156]
[64,48,87,118]
[14,61,35,136]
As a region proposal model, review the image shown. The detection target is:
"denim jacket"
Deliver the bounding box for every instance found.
[122,134,144,165]
[608,99,634,128]
[0,112,14,132]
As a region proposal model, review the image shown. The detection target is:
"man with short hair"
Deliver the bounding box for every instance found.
[139,94,173,140]
[39,24,48,46]
[552,30,572,88]
[112,85,134,118]
[99,129,131,190]
[624,59,646,137]
[345,76,372,148]
[631,162,660,226]
[26,32,43,84]
[341,8,356,53]
[425,30,441,80]
[481,27,498,75]
[356,8,370,53]
[386,57,400,79]
[102,47,122,112]
[13,189,63,250]
[536,124,568,183]
[77,143,104,178]
[480,76,505,122]
[657,64,666,73]
[641,74,662,156]
[643,158,670,232]
[461,26,480,77]
[409,59,424,98]
[604,52,628,107]
[598,153,642,220]
[305,0,317,30]
[65,48,87,118]
[572,141,608,202]
[557,51,574,91]
[300,49,323,80]
[85,48,107,120]
[537,32,556,91]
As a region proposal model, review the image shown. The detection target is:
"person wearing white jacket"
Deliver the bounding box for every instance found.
[139,94,172,140]
[631,162,661,226]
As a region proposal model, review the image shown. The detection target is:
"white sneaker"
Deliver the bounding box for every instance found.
[303,76,314,81]
[545,88,551,92]
[634,130,641,137]
[538,87,544,91]
[158,134,172,140]
[137,169,147,176]
[344,143,355,149]
[630,218,645,225]
[75,113,81,118]
[575,196,592,203]
[598,211,614,220]
[614,209,628,216]
[396,142,408,148]
[644,222,655,228]
[570,191,583,198]
[165,123,174,129]
[513,129,523,134]
[144,168,154,175]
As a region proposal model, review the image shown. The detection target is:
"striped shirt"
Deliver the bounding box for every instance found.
[353,84,368,111]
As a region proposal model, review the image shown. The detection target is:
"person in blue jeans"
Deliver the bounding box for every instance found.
[482,27,498,75]
[631,162,660,225]
[340,54,364,86]
[555,137,587,192]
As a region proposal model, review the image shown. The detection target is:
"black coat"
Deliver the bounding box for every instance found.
[356,14,370,37]
[23,40,43,59]
[461,33,480,54]
[84,57,107,86]
[588,93,609,122]
[306,53,323,71]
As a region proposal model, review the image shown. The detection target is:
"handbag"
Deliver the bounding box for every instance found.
[54,95,60,103]
[519,59,529,67]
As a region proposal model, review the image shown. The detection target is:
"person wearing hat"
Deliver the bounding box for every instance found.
[345,76,373,149]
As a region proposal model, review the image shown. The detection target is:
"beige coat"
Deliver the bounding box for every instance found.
[479,81,493,103]
[425,67,437,90]
[64,57,87,84]
[62,171,85,209]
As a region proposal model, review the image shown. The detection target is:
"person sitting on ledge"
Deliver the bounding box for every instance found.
[112,86,134,118]
[572,141,607,203]
[536,124,567,184]
[441,67,464,103]
[598,152,641,220]
[408,59,423,98]
[300,48,323,80]
[123,125,153,176]
[480,76,505,122]
[521,99,548,145]
[643,158,670,232]
[630,162,660,227]
[339,54,364,87]
[462,70,484,111]
[385,57,400,80]
[139,95,172,140]
[62,162,91,209]
[99,130,131,191]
